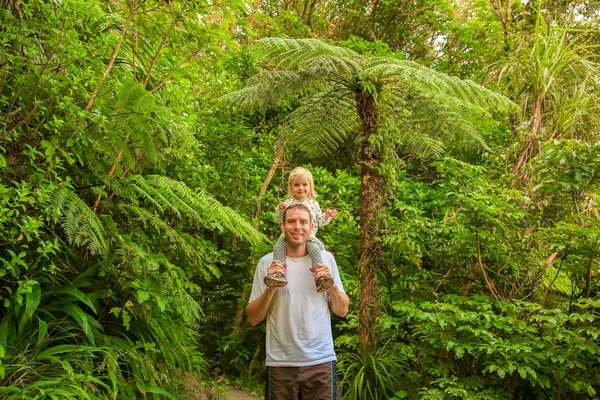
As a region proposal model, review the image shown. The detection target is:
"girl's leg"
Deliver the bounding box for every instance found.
[273,235,287,264]
[306,241,334,293]
[264,236,288,287]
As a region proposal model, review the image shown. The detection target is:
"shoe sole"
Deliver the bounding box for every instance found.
[264,276,288,288]
[316,276,334,293]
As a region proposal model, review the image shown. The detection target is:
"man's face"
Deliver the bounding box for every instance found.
[281,208,314,248]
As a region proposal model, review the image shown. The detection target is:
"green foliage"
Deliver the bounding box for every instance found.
[224,37,516,160]
[0,0,258,397]
[393,295,600,399]
[2,0,600,398]
[534,139,600,215]
[337,343,411,400]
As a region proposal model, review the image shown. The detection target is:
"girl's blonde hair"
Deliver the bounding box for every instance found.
[287,166,317,200]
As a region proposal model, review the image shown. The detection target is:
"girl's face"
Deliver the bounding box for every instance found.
[290,176,311,200]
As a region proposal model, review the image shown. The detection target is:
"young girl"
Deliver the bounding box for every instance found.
[264,167,337,292]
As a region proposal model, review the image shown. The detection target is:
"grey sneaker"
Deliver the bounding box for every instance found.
[264,272,288,287]
[316,276,334,293]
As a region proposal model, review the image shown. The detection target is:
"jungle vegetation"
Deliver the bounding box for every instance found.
[1,0,600,399]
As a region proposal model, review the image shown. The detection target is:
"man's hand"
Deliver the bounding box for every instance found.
[246,260,287,326]
[311,263,332,283]
[324,208,337,220]
[311,263,349,317]
[268,260,287,277]
[278,202,287,211]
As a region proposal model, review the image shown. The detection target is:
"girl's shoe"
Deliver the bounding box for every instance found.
[264,272,288,287]
[316,276,334,293]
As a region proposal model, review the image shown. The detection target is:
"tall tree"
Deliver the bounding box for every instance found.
[222,38,514,353]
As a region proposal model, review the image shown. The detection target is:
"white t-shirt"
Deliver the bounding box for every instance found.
[249,251,345,367]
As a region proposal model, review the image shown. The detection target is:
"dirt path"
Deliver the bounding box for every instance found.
[222,387,262,399]
[180,372,261,400]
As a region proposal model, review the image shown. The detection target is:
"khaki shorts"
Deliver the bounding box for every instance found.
[265,361,340,400]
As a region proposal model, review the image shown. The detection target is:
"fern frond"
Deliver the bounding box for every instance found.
[255,38,359,69]
[218,70,321,113]
[306,55,367,78]
[52,188,107,255]
[365,59,517,115]
[113,79,170,164]
[382,90,488,158]
[119,204,198,260]
[129,175,266,245]
[278,90,360,156]
[397,133,446,159]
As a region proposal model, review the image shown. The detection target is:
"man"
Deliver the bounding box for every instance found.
[246,203,349,399]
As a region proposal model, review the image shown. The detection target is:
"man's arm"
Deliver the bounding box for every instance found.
[246,259,286,326]
[313,261,349,318]
[328,284,349,318]
[246,286,278,326]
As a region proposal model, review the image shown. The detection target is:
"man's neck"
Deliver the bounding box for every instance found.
[286,244,308,259]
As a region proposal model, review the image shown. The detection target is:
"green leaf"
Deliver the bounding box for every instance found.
[63,304,93,342]
[137,290,150,303]
[136,380,147,394]
[37,344,94,358]
[45,145,56,157]
[25,282,41,321]
[146,385,175,398]
[37,317,48,346]
[53,286,98,314]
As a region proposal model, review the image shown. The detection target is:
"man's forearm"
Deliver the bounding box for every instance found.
[329,285,349,317]
[246,287,278,326]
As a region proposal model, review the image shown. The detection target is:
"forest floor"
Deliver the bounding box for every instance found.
[181,372,261,399]
[222,387,262,399]
[184,385,261,400]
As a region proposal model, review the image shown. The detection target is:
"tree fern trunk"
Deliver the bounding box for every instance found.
[356,92,384,355]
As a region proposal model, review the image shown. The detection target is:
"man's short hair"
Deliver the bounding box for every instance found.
[282,203,312,223]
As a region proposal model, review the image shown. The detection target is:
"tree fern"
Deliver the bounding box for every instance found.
[226,38,516,160]
[224,37,516,354]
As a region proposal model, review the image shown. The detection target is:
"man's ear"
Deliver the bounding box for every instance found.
[281,222,285,233]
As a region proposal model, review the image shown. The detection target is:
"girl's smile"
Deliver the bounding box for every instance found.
[290,176,311,200]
